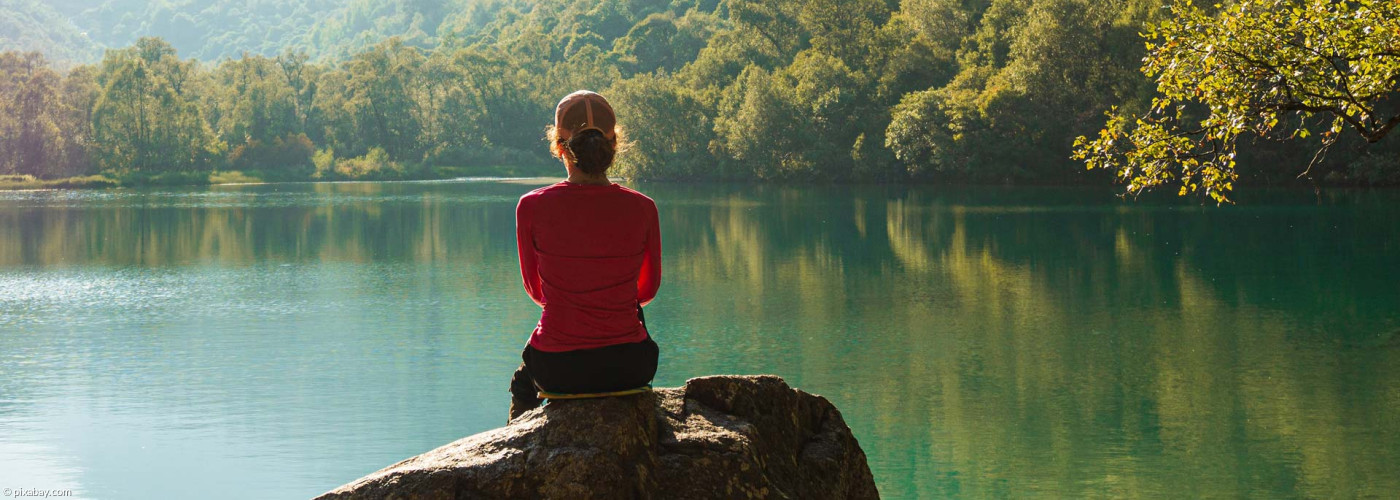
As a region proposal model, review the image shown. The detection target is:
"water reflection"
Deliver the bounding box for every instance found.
[1,181,1397,498]
[0,182,525,267]
[655,184,1400,498]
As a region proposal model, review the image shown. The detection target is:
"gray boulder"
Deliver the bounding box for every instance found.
[316,375,879,499]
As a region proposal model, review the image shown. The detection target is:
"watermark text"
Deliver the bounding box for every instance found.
[3,488,74,498]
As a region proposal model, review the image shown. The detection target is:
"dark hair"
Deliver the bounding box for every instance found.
[560,129,616,175]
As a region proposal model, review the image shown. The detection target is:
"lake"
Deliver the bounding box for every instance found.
[1,179,1397,498]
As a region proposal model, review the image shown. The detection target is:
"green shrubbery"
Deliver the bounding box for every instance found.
[228,134,316,174]
[330,148,406,180]
[48,175,120,189]
[0,174,119,189]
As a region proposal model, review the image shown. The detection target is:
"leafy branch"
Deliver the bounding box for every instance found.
[1074,0,1400,202]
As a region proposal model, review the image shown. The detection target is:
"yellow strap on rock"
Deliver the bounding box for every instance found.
[537,386,652,400]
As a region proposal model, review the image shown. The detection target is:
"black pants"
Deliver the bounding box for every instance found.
[509,307,658,407]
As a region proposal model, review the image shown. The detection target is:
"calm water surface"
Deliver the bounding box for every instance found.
[1,180,1397,499]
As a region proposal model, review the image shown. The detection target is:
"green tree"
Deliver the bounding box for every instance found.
[607,71,713,179]
[712,65,804,179]
[276,50,319,132]
[213,54,301,145]
[91,38,221,172]
[613,13,683,75]
[865,12,957,103]
[778,49,867,180]
[794,0,891,65]
[310,68,356,159]
[443,46,548,159]
[900,0,989,55]
[724,0,807,59]
[1074,0,1400,202]
[56,64,100,176]
[0,51,64,176]
[886,68,991,178]
[889,0,1151,182]
[676,28,783,104]
[341,38,426,161]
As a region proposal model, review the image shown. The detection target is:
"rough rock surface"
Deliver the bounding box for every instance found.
[317,375,879,499]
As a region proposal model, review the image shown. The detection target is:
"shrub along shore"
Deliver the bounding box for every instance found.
[0,163,557,191]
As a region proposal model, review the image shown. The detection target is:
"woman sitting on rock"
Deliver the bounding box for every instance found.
[509,90,661,421]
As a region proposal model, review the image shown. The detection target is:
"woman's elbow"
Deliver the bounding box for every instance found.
[638,286,659,307]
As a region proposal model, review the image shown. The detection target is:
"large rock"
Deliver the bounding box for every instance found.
[317,375,879,499]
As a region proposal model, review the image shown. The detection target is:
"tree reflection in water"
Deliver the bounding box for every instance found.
[0,181,1396,498]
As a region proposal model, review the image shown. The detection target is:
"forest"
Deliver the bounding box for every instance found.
[1,0,1397,190]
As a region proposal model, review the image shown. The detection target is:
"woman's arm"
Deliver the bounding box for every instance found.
[516,197,544,307]
[637,199,661,307]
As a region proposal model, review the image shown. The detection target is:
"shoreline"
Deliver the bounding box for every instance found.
[0,165,558,191]
[5,170,1399,196]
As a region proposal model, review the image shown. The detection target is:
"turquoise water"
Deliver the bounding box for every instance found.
[1,180,1397,498]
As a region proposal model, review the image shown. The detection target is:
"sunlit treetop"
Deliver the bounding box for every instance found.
[1074,0,1400,203]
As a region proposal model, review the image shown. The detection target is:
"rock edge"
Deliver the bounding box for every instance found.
[317,375,879,499]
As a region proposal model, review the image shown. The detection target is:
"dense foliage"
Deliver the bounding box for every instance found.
[0,0,464,64]
[1074,0,1400,202]
[2,0,1397,187]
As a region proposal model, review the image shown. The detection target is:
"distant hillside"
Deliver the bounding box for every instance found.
[0,0,492,64]
[0,0,102,65]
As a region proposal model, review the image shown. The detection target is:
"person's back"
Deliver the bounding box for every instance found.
[508,90,661,421]
[517,182,660,351]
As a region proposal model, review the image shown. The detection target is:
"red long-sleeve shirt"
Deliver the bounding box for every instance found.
[516,181,661,352]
